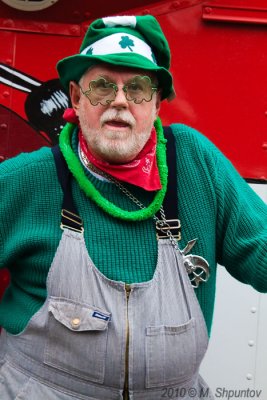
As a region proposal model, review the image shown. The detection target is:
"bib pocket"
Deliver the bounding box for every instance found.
[145,318,196,388]
[44,298,110,383]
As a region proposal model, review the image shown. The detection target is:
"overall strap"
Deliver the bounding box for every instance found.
[156,126,181,240]
[162,126,178,219]
[51,146,83,232]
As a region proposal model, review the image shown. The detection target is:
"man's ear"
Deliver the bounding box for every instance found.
[69,81,81,115]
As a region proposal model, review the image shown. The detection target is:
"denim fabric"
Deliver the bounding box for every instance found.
[0,229,213,399]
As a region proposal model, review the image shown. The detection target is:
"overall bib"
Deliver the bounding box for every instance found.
[0,224,213,399]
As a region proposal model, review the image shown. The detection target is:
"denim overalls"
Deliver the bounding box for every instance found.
[0,222,213,399]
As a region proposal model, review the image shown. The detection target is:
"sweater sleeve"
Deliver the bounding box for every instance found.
[214,148,267,292]
[0,211,3,269]
[0,162,9,269]
[171,123,267,292]
[0,147,58,271]
[0,154,30,271]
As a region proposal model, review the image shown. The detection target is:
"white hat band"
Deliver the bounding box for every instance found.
[102,16,137,28]
[80,33,156,65]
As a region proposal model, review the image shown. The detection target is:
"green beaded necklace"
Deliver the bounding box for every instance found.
[59,116,168,221]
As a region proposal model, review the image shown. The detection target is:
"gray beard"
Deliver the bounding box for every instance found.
[79,125,151,164]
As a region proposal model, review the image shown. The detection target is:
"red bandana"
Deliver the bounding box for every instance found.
[63,108,161,191]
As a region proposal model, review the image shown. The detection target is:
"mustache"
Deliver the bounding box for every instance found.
[100,109,136,127]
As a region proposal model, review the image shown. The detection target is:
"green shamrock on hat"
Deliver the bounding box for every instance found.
[119,36,135,52]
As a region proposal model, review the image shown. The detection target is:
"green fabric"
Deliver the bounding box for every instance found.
[0,124,267,337]
[56,15,174,100]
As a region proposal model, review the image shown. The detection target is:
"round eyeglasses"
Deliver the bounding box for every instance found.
[79,75,158,106]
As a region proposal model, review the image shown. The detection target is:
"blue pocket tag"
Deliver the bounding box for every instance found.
[92,311,110,321]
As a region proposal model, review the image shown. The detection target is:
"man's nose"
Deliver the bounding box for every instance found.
[110,87,129,108]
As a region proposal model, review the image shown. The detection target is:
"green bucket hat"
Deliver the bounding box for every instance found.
[57,15,175,101]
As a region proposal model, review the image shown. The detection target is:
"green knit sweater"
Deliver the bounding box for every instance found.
[0,124,266,336]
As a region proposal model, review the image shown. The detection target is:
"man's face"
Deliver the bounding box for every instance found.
[70,64,161,164]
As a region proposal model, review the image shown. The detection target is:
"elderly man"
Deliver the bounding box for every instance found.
[0,14,266,400]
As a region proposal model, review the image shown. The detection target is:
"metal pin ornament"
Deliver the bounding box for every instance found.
[181,239,210,288]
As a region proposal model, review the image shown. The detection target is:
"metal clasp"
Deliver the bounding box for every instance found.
[60,209,84,233]
[156,218,181,241]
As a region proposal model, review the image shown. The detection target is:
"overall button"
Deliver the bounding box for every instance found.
[71,318,81,329]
